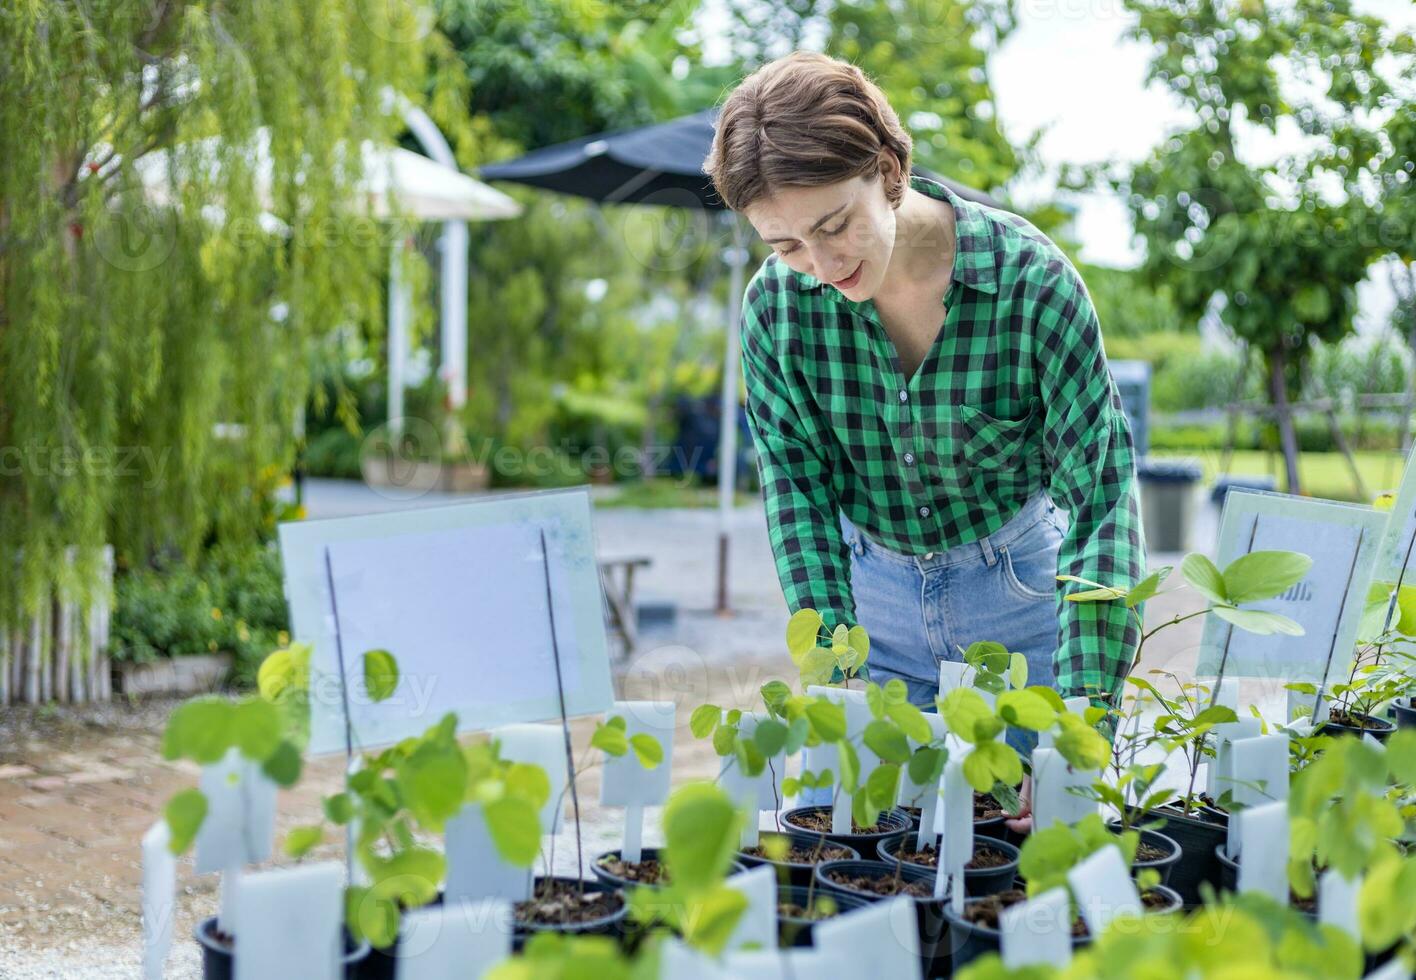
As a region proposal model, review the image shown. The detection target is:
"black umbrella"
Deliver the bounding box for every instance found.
[479,109,1002,614]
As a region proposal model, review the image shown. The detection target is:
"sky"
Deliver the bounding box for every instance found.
[699,0,1414,336]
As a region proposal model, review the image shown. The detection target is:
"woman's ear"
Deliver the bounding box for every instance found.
[877,148,905,207]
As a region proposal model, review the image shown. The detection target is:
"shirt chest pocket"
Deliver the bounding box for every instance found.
[952,399,1040,473]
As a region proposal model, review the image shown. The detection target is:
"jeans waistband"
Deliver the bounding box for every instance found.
[848,493,1055,570]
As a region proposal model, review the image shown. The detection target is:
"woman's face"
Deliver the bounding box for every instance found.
[742,157,900,302]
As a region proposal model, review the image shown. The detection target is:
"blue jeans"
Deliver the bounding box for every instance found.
[800,493,1066,806]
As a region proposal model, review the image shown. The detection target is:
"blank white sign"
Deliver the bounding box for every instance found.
[279,489,614,754]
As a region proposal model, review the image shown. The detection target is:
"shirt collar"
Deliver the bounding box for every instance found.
[788,174,999,297]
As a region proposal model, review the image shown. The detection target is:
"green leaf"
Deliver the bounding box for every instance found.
[786,609,823,657]
[1008,652,1028,690]
[805,700,846,743]
[866,763,900,810]
[962,741,1022,794]
[592,722,630,756]
[1181,554,1227,604]
[362,649,399,703]
[1125,567,1171,607]
[366,845,445,908]
[996,689,1057,731]
[323,792,354,825]
[712,724,737,756]
[284,824,324,858]
[1065,587,1128,602]
[485,796,542,866]
[753,719,788,756]
[629,733,664,769]
[504,763,551,810]
[689,704,722,739]
[257,648,302,702]
[1053,714,1110,771]
[1222,551,1313,604]
[839,739,861,794]
[165,789,208,855]
[162,697,235,765]
[865,683,886,720]
[939,687,1003,744]
[345,886,399,949]
[846,625,870,670]
[261,740,303,788]
[661,783,742,892]
[396,740,468,831]
[886,699,932,744]
[680,883,749,956]
[1212,606,1305,636]
[735,736,766,777]
[863,719,911,763]
[908,746,945,787]
[798,648,836,687]
[231,697,282,762]
[760,681,791,714]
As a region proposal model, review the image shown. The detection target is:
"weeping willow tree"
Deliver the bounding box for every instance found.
[0,0,466,698]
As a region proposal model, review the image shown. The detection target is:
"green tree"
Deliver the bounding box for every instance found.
[0,4,461,643]
[1082,0,1415,492]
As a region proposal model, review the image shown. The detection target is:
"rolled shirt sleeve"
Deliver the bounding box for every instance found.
[1033,260,1146,705]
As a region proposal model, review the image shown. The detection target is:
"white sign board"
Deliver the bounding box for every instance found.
[1197,491,1385,685]
[142,822,175,980]
[195,749,276,875]
[492,724,568,835]
[806,686,875,835]
[601,700,675,862]
[720,712,784,847]
[1031,747,1094,832]
[725,865,778,952]
[1235,800,1288,903]
[1375,443,1416,584]
[445,803,533,903]
[1206,717,1263,800]
[233,862,343,980]
[279,489,614,754]
[1227,734,1290,808]
[1319,869,1361,938]
[396,900,512,980]
[1001,886,1073,969]
[1068,845,1142,935]
[813,897,921,980]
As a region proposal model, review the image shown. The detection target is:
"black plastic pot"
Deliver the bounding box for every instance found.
[512,875,627,952]
[1142,805,1228,906]
[196,916,370,980]
[1107,823,1183,888]
[1321,711,1395,742]
[776,883,874,947]
[737,831,861,887]
[876,833,1021,897]
[591,847,746,891]
[942,884,1183,970]
[1394,698,1416,731]
[814,858,950,978]
[899,800,1010,839]
[1213,846,1317,919]
[942,891,1089,970]
[780,805,912,858]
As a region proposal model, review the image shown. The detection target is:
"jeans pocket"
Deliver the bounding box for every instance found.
[1000,525,1058,602]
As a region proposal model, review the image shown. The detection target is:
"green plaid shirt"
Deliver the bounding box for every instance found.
[740,175,1145,703]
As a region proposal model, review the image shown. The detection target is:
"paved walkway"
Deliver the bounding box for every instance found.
[0,480,1242,977]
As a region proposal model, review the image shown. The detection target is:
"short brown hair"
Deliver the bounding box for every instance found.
[704,51,913,213]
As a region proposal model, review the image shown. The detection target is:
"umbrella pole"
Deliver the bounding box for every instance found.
[716,217,748,614]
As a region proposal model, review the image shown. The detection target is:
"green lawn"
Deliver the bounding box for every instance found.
[594,477,755,509]
[1150,449,1409,503]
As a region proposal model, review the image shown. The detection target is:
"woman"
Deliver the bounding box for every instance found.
[704,52,1145,818]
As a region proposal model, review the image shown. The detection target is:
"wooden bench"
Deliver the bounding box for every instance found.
[599,555,652,658]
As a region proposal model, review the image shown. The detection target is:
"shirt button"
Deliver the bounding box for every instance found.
[924,551,934,560]
[919,506,931,518]
[903,452,915,465]
[899,390,908,402]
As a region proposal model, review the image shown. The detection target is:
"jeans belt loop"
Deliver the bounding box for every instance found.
[980,534,998,567]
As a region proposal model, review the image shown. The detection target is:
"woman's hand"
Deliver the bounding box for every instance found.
[1004,775,1033,834]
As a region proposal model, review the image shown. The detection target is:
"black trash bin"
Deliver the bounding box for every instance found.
[1137,459,1203,553]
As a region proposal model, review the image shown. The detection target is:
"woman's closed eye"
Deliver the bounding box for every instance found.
[774,218,849,257]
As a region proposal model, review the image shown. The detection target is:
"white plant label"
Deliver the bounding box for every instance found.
[1031,747,1094,832]
[1227,733,1290,807]
[1286,688,1327,728]
[725,865,778,952]
[445,802,533,903]
[807,686,874,835]
[141,821,175,980]
[1001,886,1073,969]
[898,713,948,808]
[720,712,785,848]
[396,900,513,980]
[813,896,921,980]
[1319,869,1362,938]
[600,700,675,861]
[491,724,567,835]
[1067,844,1142,936]
[195,749,276,875]
[1206,717,1263,799]
[233,862,343,980]
[940,756,973,907]
[658,937,725,980]
[1236,800,1289,903]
